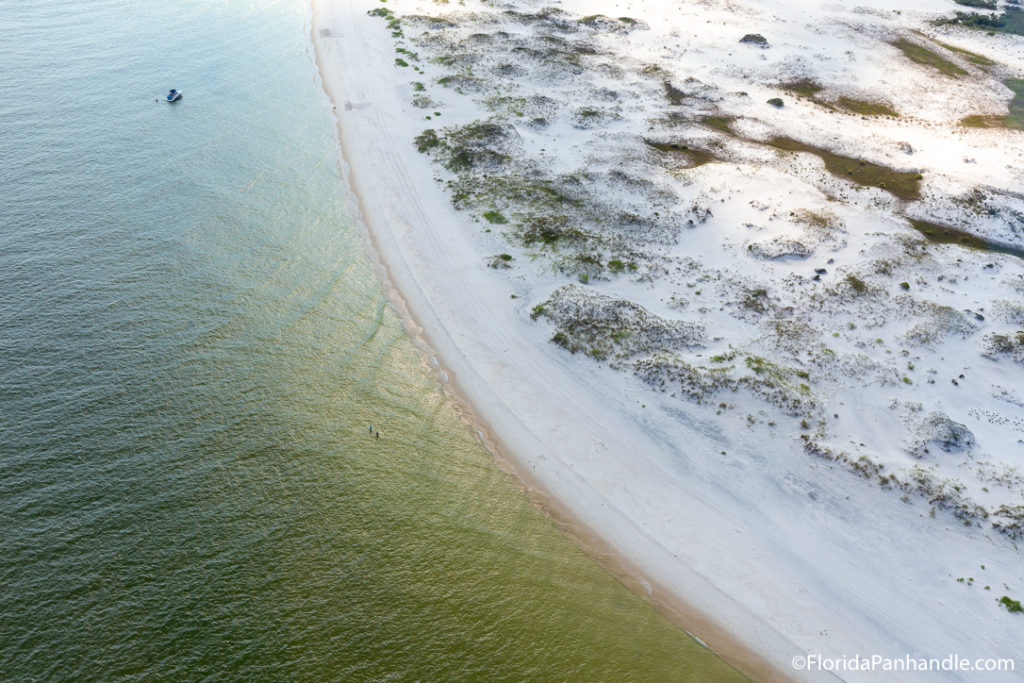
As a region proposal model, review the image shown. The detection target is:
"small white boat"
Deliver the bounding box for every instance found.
[165,89,182,103]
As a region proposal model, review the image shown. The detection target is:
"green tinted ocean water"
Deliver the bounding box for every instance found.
[0,0,744,679]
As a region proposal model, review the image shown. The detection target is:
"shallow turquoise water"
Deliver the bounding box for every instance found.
[0,1,744,679]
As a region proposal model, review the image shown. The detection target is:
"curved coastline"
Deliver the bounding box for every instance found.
[307,2,791,679]
[308,1,1024,682]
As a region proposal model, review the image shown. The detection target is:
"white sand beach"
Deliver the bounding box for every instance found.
[311,0,1024,679]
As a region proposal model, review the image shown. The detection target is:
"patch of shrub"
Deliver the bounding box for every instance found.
[938,8,1024,37]
[414,129,441,153]
[999,596,1023,614]
[488,253,514,269]
[846,274,867,293]
[740,33,769,47]
[521,215,585,246]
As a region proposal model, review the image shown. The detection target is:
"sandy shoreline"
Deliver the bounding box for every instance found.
[308,3,793,678]
[309,1,1023,680]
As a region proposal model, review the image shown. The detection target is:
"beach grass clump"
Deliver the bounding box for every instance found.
[536,284,705,364]
[558,252,605,281]
[792,209,837,229]
[747,237,813,260]
[447,169,585,222]
[635,356,735,403]
[902,301,976,347]
[448,160,685,253]
[835,97,899,117]
[909,412,975,458]
[740,356,818,416]
[768,137,922,200]
[740,288,771,313]
[483,210,507,224]
[521,215,587,246]
[983,331,1024,364]
[503,7,580,33]
[579,14,646,32]
[484,94,558,121]
[637,348,817,416]
[404,13,457,29]
[580,14,614,27]
[999,596,1023,614]
[503,37,590,77]
[412,94,436,109]
[571,106,617,128]
[701,115,736,135]
[905,467,988,522]
[434,120,524,172]
[663,81,687,105]
[936,41,997,66]
[994,300,1024,326]
[414,128,441,153]
[488,253,514,269]
[993,505,1024,540]
[845,274,867,294]
[643,139,718,169]
[890,38,968,77]
[792,208,845,244]
[607,209,692,245]
[396,46,419,61]
[367,5,404,37]
[745,355,789,382]
[781,78,824,98]
[436,74,485,94]
[484,96,527,118]
[737,354,816,415]
[432,51,482,69]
